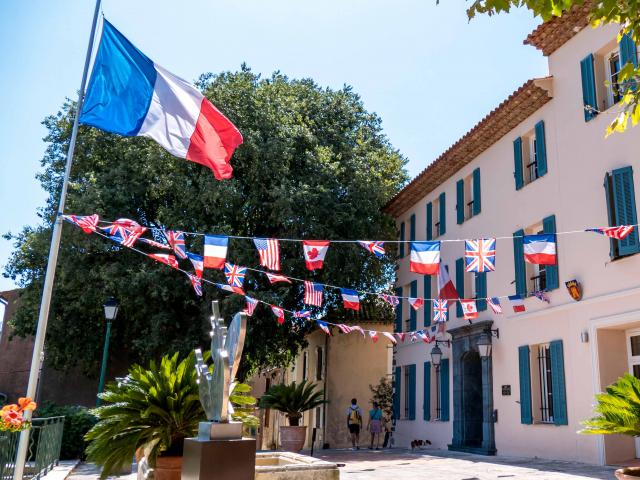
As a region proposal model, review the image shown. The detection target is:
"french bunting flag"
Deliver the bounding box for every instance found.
[340,289,360,311]
[317,321,332,335]
[80,20,242,180]
[508,294,526,313]
[523,234,557,265]
[303,240,330,270]
[410,241,440,275]
[204,235,228,269]
[186,252,204,279]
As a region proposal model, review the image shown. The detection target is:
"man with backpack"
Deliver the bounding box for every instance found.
[346,398,363,450]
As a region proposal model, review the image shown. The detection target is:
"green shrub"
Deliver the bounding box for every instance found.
[36,403,97,460]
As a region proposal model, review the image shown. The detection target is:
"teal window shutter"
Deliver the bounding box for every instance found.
[409,280,417,331]
[410,214,416,242]
[513,229,526,296]
[550,340,568,425]
[476,272,487,311]
[393,366,401,420]
[513,137,524,190]
[472,168,481,215]
[399,222,405,258]
[456,179,465,224]
[423,362,431,421]
[535,121,548,177]
[440,359,450,421]
[456,258,465,317]
[611,166,640,256]
[518,345,533,424]
[408,364,416,420]
[580,54,598,121]
[542,215,559,290]
[439,192,446,235]
[604,172,617,258]
[395,287,403,332]
[620,33,638,68]
[426,202,433,241]
[424,276,432,326]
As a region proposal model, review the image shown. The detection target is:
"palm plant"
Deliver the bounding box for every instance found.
[85,352,257,478]
[581,373,640,437]
[259,380,326,426]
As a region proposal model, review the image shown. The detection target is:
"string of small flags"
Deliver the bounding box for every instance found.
[73,222,434,344]
[62,215,636,321]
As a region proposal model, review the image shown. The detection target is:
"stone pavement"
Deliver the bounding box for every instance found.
[310,448,618,480]
[61,449,618,480]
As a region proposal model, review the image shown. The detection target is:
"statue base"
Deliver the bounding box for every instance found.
[197,421,243,440]
[181,437,256,480]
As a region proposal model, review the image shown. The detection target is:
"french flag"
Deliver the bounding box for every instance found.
[410,241,440,275]
[340,289,360,311]
[508,295,526,313]
[523,234,557,265]
[204,235,228,269]
[80,20,242,180]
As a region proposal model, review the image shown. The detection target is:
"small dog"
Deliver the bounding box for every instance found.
[410,439,432,450]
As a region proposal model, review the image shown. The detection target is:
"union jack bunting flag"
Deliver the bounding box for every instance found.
[304,281,324,307]
[271,305,285,324]
[253,238,280,271]
[317,320,331,335]
[379,294,399,306]
[587,226,635,240]
[433,299,448,323]
[358,241,385,258]
[245,296,258,316]
[465,238,496,273]
[487,297,503,314]
[224,262,247,288]
[294,310,311,319]
[187,273,203,296]
[337,324,353,334]
[165,230,188,259]
[265,272,292,284]
[63,214,100,233]
[101,219,147,248]
[139,237,171,250]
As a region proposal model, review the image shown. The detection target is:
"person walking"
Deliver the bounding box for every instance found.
[367,401,383,449]
[346,398,363,450]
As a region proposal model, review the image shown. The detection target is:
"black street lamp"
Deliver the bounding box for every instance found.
[97,298,118,406]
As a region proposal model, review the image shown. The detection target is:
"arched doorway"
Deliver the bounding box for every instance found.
[461,350,483,448]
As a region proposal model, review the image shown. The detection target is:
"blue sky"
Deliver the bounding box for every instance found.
[0,0,546,291]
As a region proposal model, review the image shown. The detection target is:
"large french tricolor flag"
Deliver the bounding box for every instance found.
[204,235,228,269]
[80,20,243,180]
[410,241,440,275]
[523,234,557,265]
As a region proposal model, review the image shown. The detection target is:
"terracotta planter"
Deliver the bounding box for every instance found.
[154,456,183,480]
[616,467,640,479]
[279,426,307,452]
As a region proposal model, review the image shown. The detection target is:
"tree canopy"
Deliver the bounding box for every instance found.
[467,0,640,135]
[4,66,407,380]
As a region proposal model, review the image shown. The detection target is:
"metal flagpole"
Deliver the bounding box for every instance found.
[12,1,103,478]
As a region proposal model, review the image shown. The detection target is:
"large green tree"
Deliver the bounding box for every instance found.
[467,0,640,135]
[4,67,407,380]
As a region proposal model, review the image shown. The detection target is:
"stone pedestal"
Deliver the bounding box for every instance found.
[181,437,256,480]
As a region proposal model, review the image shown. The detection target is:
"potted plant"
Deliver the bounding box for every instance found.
[85,352,257,480]
[259,380,326,452]
[581,373,640,479]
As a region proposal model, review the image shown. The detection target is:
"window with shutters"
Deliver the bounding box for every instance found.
[593,40,637,111]
[427,362,446,421]
[403,367,411,419]
[514,121,547,189]
[606,49,623,107]
[457,169,481,223]
[530,343,555,424]
[302,350,309,381]
[521,130,539,185]
[432,196,442,238]
[464,175,474,221]
[316,347,324,381]
[604,166,640,258]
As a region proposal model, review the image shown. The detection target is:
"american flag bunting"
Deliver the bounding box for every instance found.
[304,281,324,307]
[253,238,280,271]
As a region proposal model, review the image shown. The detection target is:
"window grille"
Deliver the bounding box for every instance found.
[537,344,554,423]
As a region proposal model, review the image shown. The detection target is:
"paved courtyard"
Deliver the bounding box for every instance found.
[311,448,618,480]
[61,449,618,480]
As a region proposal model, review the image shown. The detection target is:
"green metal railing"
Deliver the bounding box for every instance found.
[0,416,64,480]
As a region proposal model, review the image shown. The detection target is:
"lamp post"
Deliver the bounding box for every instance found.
[430,345,443,419]
[97,298,118,406]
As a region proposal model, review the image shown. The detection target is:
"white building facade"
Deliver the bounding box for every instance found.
[387,9,640,466]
